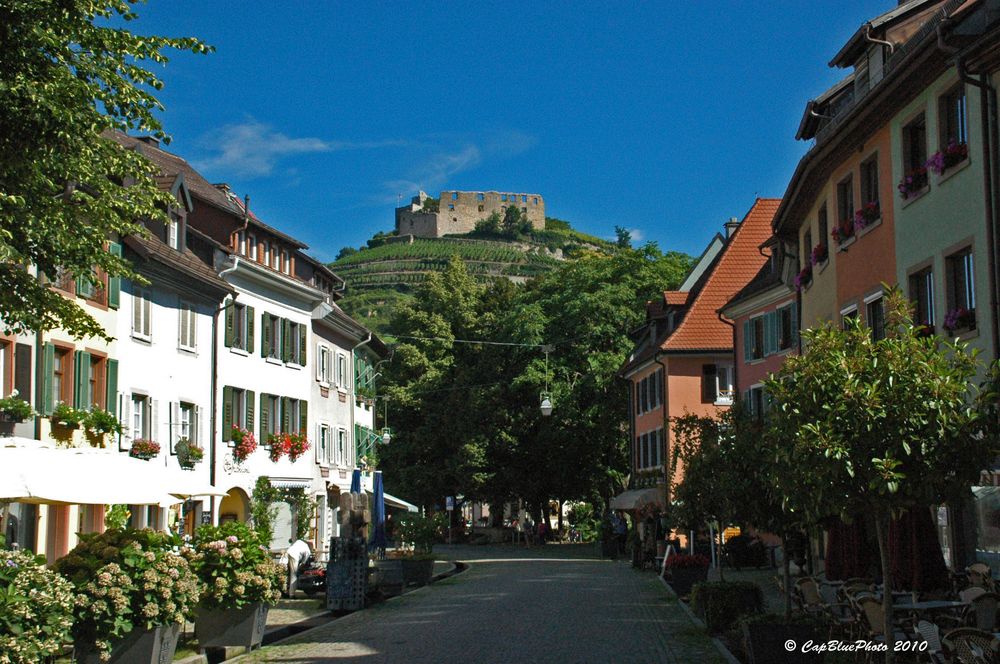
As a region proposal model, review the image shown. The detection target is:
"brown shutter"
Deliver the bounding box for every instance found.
[222,386,233,441]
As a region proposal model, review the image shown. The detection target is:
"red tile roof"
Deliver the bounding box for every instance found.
[659,198,780,352]
[663,291,689,306]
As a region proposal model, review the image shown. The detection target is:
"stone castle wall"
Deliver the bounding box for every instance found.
[395,190,545,238]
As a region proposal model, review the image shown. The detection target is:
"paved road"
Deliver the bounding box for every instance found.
[241,544,724,664]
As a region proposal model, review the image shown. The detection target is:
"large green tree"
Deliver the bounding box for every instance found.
[765,290,989,662]
[0,0,210,340]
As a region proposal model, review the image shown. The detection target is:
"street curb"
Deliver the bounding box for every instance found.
[656,574,741,664]
[225,559,468,662]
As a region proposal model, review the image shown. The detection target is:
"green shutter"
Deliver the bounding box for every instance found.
[105,359,118,417]
[246,306,255,352]
[73,351,91,409]
[108,242,122,309]
[791,302,799,348]
[299,400,308,434]
[41,343,55,416]
[222,386,233,440]
[259,394,270,442]
[261,312,270,357]
[282,320,292,363]
[742,321,751,363]
[282,396,291,433]
[299,324,307,366]
[224,303,234,348]
[762,312,772,356]
[245,390,255,433]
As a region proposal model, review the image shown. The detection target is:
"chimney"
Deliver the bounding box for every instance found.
[724,216,740,238]
[136,135,160,148]
[213,183,232,195]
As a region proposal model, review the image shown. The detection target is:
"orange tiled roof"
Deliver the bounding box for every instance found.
[659,198,780,351]
[663,291,689,306]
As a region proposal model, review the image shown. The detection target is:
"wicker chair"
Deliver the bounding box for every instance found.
[914,620,947,664]
[971,592,1000,632]
[943,627,1000,664]
[857,596,912,644]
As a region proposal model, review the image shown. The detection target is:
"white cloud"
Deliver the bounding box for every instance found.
[629,228,644,242]
[195,119,406,178]
[383,144,482,198]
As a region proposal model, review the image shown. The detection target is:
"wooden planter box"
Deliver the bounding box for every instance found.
[76,623,180,664]
[194,602,269,649]
[666,567,708,596]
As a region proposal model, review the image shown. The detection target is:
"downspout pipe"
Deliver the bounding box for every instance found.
[865,24,895,56]
[348,332,373,470]
[653,351,670,505]
[209,257,240,524]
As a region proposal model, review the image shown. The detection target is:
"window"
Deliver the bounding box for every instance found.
[318,345,332,384]
[748,316,765,361]
[501,194,507,201]
[861,155,879,208]
[777,304,795,351]
[224,302,254,352]
[909,267,935,329]
[941,85,968,147]
[336,353,347,388]
[168,211,181,250]
[837,175,854,227]
[262,394,281,438]
[866,296,885,341]
[448,203,455,211]
[284,320,306,365]
[702,364,718,402]
[803,229,812,265]
[716,366,734,404]
[946,248,976,326]
[235,231,245,255]
[262,313,282,359]
[87,355,105,409]
[477,193,485,201]
[179,402,197,444]
[818,204,829,253]
[131,394,150,440]
[53,348,70,407]
[451,192,458,200]
[317,424,331,463]
[841,306,858,330]
[221,386,252,440]
[281,250,290,274]
[132,288,151,340]
[262,241,270,266]
[178,302,197,351]
[903,113,928,174]
[747,386,766,422]
[337,428,346,466]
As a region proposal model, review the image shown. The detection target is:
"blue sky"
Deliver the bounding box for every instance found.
[130,1,889,261]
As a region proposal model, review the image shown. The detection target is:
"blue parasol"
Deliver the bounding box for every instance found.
[369,470,387,554]
[350,468,361,494]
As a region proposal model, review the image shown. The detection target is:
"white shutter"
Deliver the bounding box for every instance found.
[178,308,186,348]
[121,394,132,446]
[196,404,205,447]
[151,399,159,445]
[315,345,322,381]
[170,402,180,449]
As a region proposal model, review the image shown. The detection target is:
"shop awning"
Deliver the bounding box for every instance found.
[269,478,312,490]
[0,439,221,506]
[382,491,418,513]
[609,488,662,511]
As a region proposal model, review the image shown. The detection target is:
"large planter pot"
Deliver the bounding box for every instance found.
[195,602,269,649]
[400,558,435,586]
[743,622,824,663]
[374,559,404,596]
[76,623,181,664]
[0,420,15,436]
[667,567,708,596]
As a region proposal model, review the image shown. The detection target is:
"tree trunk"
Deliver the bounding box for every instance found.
[874,509,896,664]
[782,533,792,620]
[717,520,726,582]
[557,500,563,535]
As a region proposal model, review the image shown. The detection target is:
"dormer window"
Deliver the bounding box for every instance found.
[281,250,290,274]
[271,246,281,270]
[167,210,181,250]
[246,234,257,260]
[235,231,245,255]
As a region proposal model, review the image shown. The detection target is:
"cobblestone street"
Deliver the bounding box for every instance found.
[240,545,724,664]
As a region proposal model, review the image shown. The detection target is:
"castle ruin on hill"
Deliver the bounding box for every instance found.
[395,190,545,238]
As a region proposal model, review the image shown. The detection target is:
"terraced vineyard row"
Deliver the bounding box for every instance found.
[335,258,557,276]
[332,238,558,267]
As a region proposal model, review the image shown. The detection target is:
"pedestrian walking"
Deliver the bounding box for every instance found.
[612,511,628,554]
[280,538,312,597]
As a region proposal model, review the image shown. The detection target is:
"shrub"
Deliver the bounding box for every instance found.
[690,581,764,633]
[54,529,199,662]
[397,513,447,555]
[104,505,131,531]
[184,522,284,611]
[723,534,768,569]
[663,554,709,570]
[0,548,75,663]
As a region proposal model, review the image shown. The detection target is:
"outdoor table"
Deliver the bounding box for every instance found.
[893,600,967,613]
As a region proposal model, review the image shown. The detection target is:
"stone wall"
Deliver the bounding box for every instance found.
[394,190,545,238]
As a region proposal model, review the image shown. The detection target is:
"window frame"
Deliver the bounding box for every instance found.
[837,174,855,228]
[131,393,150,441]
[909,266,935,329]
[178,301,197,352]
[903,112,928,174]
[865,295,886,341]
[860,154,880,208]
[940,84,969,148]
[132,287,152,341]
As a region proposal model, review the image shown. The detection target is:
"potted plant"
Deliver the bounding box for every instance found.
[793,264,812,292]
[286,432,310,462]
[231,426,257,464]
[0,547,75,664]
[927,139,968,175]
[175,438,204,469]
[52,402,87,429]
[0,390,33,435]
[898,166,928,199]
[738,611,829,663]
[83,407,122,448]
[54,529,198,664]
[853,201,880,231]
[662,553,709,596]
[392,513,446,586]
[831,219,854,245]
[944,306,976,334]
[129,438,160,460]
[184,522,284,650]
[690,581,764,633]
[266,433,288,462]
[809,243,827,266]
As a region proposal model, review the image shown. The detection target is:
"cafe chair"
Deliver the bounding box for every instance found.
[943,627,1000,664]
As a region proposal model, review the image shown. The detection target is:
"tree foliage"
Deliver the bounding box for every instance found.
[0,0,211,339]
[764,289,989,662]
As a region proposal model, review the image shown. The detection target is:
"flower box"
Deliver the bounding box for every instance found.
[231,426,257,463]
[944,307,976,334]
[853,201,880,231]
[194,603,269,650]
[810,243,828,266]
[794,265,812,292]
[898,167,929,199]
[75,623,181,664]
[927,140,968,176]
[831,220,854,245]
[129,439,160,460]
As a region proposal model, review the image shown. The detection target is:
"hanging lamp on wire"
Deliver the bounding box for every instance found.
[540,344,554,416]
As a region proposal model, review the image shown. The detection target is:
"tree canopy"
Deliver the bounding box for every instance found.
[0,0,210,339]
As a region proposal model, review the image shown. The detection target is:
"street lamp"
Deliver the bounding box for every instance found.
[539,344,554,416]
[539,394,553,417]
[381,427,392,445]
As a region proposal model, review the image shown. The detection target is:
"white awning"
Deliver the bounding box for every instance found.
[269,478,312,490]
[609,488,663,511]
[383,491,419,513]
[0,442,175,505]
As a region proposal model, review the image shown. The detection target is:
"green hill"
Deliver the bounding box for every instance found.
[331,219,615,333]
